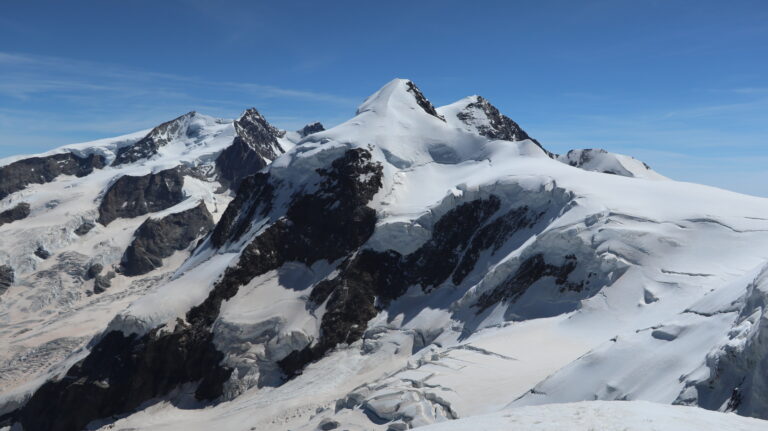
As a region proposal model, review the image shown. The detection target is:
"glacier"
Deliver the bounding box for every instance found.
[1,79,767,430]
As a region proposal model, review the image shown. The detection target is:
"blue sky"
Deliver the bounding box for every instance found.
[1,0,766,195]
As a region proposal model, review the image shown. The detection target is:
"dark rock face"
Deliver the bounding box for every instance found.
[34,245,51,260]
[458,96,534,141]
[475,253,580,311]
[97,168,185,226]
[0,265,13,296]
[18,325,231,431]
[112,112,195,166]
[0,202,30,226]
[298,122,325,137]
[215,108,285,190]
[0,152,106,200]
[120,202,214,276]
[211,172,274,248]
[452,205,538,285]
[280,194,561,376]
[93,271,115,294]
[18,149,383,430]
[74,220,96,236]
[85,263,103,280]
[406,197,502,289]
[191,148,384,327]
[405,81,445,121]
[279,196,507,376]
[319,418,341,430]
[457,96,553,157]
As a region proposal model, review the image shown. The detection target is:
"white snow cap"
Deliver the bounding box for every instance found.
[356,78,440,118]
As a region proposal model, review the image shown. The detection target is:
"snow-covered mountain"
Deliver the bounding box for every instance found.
[2,79,767,431]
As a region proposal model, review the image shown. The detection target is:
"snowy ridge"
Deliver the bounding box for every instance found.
[0,129,149,169]
[557,148,668,180]
[2,79,768,431]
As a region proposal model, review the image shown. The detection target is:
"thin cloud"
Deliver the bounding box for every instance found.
[0,51,357,150]
[732,87,768,95]
[0,51,356,105]
[663,99,768,119]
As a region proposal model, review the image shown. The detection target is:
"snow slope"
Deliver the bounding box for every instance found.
[420,401,768,431]
[2,78,768,431]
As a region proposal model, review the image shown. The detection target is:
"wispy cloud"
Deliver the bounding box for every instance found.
[0,51,358,152]
[732,87,768,95]
[0,51,356,105]
[663,98,768,119]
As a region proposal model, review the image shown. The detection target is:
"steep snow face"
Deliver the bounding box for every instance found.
[5,79,768,431]
[557,148,668,180]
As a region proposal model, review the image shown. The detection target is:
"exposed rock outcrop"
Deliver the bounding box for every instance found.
[18,326,230,431]
[85,263,103,280]
[211,171,274,247]
[0,152,105,200]
[280,196,505,376]
[0,203,30,226]
[298,122,325,137]
[34,245,51,260]
[215,108,285,190]
[475,253,579,310]
[192,148,383,327]
[0,265,13,296]
[93,271,115,294]
[120,202,214,276]
[450,95,552,156]
[74,220,96,236]
[405,80,445,121]
[97,168,185,226]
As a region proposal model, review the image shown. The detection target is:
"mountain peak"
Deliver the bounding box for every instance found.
[111,111,226,166]
[234,108,283,150]
[356,78,445,121]
[298,121,325,137]
[437,94,552,156]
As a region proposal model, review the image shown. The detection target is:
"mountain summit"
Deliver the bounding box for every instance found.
[1,80,767,431]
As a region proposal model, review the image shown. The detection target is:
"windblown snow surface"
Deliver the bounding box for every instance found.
[2,79,768,431]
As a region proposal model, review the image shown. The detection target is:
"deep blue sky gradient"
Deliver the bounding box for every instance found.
[1,0,767,194]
